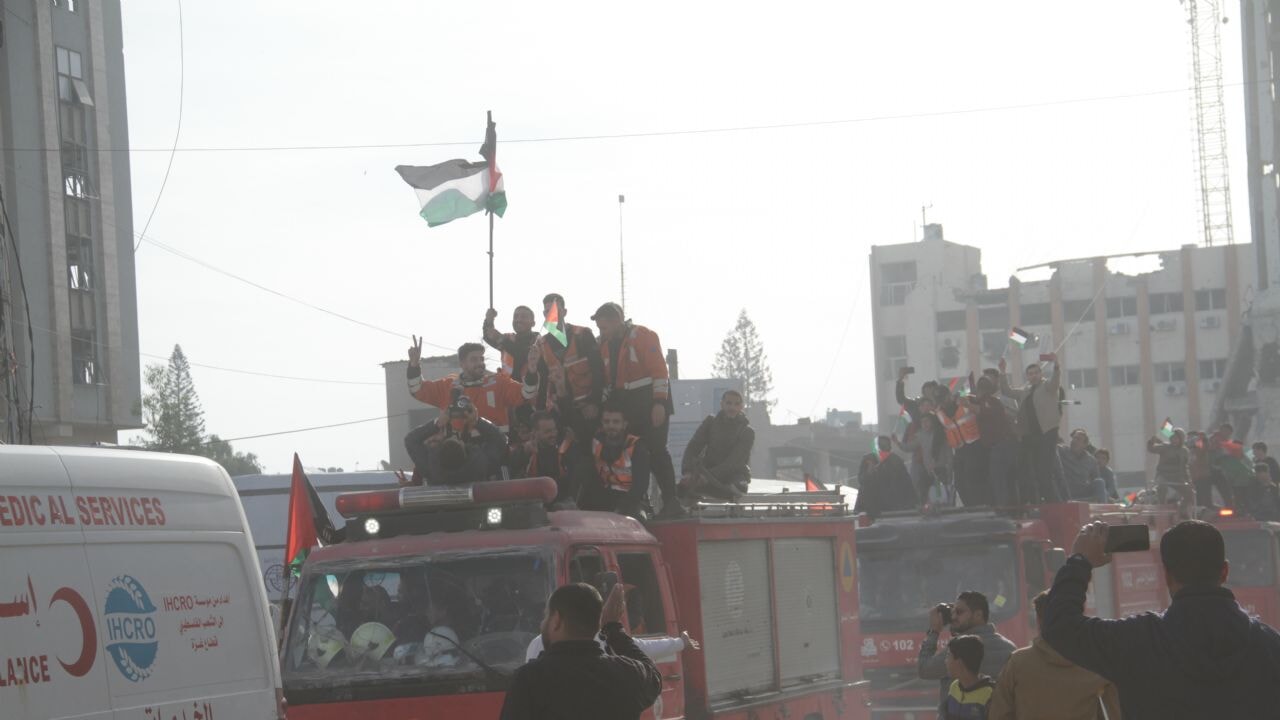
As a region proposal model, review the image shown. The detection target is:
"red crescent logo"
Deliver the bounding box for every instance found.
[49,587,97,677]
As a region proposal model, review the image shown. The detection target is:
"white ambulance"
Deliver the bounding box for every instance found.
[0,445,284,720]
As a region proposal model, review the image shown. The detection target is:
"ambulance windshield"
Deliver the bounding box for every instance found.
[857,543,1019,632]
[1223,529,1276,588]
[282,548,553,697]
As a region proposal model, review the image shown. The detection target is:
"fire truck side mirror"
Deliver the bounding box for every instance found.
[1046,547,1067,575]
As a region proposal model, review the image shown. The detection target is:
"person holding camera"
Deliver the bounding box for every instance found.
[918,591,1016,719]
[403,393,506,485]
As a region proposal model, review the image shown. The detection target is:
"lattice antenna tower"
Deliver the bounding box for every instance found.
[1185,0,1236,246]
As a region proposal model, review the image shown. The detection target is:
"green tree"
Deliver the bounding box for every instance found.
[712,309,774,411]
[138,345,262,476]
[140,345,205,455]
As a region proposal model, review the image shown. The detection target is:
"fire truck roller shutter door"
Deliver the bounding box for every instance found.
[772,539,840,685]
[696,540,776,700]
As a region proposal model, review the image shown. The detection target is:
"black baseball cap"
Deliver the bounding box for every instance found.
[591,302,624,321]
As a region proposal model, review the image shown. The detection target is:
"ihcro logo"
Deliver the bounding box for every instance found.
[103,575,159,682]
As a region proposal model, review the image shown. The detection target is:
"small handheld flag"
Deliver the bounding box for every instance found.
[804,473,826,492]
[1159,419,1175,440]
[285,454,339,577]
[1008,327,1036,348]
[544,303,568,346]
[948,376,970,397]
[894,406,912,436]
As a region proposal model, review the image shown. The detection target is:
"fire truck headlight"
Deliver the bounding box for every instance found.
[486,507,503,526]
[364,517,381,536]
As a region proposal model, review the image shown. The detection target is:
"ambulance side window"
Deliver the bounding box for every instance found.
[617,552,666,637]
[569,547,605,585]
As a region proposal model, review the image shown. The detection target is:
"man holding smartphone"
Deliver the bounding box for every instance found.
[1042,520,1280,718]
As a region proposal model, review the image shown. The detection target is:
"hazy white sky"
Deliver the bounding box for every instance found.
[118,0,1249,472]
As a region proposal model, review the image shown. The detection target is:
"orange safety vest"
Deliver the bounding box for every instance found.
[540,327,595,406]
[955,405,981,445]
[936,406,981,449]
[593,435,639,492]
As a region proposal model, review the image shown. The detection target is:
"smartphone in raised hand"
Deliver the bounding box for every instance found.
[1104,524,1150,553]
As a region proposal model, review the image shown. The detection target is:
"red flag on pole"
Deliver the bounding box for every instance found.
[285,454,322,574]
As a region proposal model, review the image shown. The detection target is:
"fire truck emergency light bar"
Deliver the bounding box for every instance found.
[335,477,558,519]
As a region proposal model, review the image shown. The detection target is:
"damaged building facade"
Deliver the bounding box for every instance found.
[869,224,1253,482]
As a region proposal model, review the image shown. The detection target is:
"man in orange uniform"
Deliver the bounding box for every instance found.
[522,293,605,443]
[592,302,680,518]
[578,403,651,517]
[407,338,526,434]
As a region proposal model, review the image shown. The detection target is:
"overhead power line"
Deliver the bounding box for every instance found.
[0,81,1258,154]
[134,0,185,253]
[207,412,405,444]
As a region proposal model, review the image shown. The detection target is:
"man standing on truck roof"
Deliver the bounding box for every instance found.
[500,583,662,720]
[484,305,539,380]
[918,591,1016,719]
[1042,520,1280,718]
[408,339,526,433]
[578,402,651,518]
[522,293,606,444]
[593,302,681,518]
[998,354,1065,504]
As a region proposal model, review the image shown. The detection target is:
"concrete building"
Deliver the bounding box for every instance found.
[1241,0,1280,289]
[869,224,1253,478]
[0,0,141,444]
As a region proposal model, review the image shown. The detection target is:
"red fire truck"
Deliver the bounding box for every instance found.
[1208,508,1280,627]
[279,478,871,720]
[854,502,1179,720]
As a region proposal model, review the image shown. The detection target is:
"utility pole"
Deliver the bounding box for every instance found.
[618,194,626,315]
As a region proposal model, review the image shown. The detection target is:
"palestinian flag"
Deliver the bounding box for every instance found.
[285,454,338,577]
[395,114,507,227]
[804,473,826,492]
[1159,419,1175,440]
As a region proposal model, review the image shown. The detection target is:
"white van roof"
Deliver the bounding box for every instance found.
[1,445,248,533]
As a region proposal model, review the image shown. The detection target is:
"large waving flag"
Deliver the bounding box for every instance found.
[395,114,507,227]
[285,454,338,576]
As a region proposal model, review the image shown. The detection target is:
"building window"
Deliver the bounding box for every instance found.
[978,304,1010,330]
[935,310,967,332]
[1199,358,1228,380]
[55,47,91,105]
[1148,292,1185,315]
[53,0,78,12]
[1019,303,1051,327]
[1195,288,1228,311]
[981,331,1007,356]
[883,335,907,381]
[879,262,917,306]
[1105,296,1138,319]
[1153,362,1187,383]
[1067,368,1098,389]
[1109,365,1140,386]
[1062,299,1095,324]
[71,331,97,385]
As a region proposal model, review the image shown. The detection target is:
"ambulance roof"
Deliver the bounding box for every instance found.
[0,445,249,534]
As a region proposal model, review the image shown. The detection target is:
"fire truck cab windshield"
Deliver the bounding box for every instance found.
[1223,528,1278,588]
[857,542,1019,632]
[282,548,553,698]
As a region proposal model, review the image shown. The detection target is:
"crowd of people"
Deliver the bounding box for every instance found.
[853,358,1280,521]
[915,520,1280,719]
[400,293,755,519]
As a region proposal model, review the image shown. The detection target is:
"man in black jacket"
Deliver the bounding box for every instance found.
[403,395,506,485]
[1042,519,1280,719]
[500,582,662,720]
[679,389,755,502]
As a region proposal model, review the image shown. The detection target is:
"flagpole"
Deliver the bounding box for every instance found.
[488,209,495,309]
[486,110,495,310]
[618,194,626,315]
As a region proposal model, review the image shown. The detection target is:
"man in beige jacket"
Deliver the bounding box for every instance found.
[988,591,1120,720]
